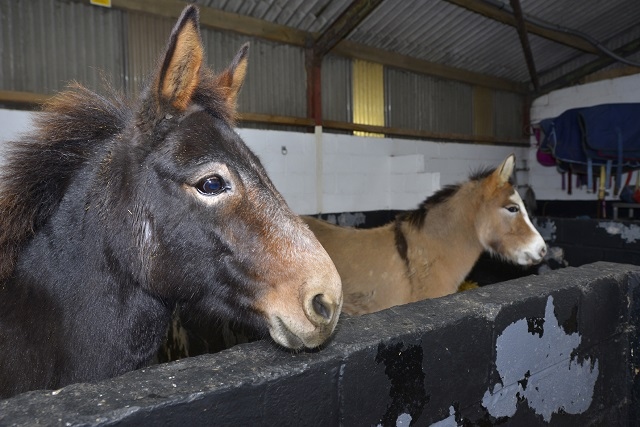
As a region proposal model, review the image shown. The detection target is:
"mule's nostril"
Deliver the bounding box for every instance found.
[539,245,547,258]
[312,294,332,321]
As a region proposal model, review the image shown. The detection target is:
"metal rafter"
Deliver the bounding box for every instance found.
[312,0,384,58]
[540,36,640,94]
[509,0,539,92]
[443,0,600,54]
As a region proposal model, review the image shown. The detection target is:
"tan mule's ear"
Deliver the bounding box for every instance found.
[495,154,516,185]
[216,43,249,112]
[155,5,203,111]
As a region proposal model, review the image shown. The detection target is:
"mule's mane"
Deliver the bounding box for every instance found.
[0,83,130,283]
[397,165,499,230]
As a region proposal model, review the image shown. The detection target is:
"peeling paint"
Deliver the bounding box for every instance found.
[429,406,458,427]
[482,296,599,422]
[597,221,640,243]
[375,342,428,426]
[533,218,557,242]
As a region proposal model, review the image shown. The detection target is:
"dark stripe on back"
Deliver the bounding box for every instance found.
[394,218,409,269]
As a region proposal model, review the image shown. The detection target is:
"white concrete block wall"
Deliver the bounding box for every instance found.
[322,140,392,212]
[389,154,425,174]
[3,73,637,212]
[528,74,640,201]
[0,106,573,214]
[0,109,34,167]
[236,128,318,214]
[391,138,525,188]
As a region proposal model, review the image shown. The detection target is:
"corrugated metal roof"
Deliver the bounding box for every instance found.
[1,0,639,140]
[196,0,640,87]
[193,0,351,33]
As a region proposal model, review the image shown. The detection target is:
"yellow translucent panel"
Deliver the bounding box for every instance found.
[352,59,384,137]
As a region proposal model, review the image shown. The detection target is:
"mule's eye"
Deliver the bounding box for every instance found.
[196,176,228,195]
[506,205,520,213]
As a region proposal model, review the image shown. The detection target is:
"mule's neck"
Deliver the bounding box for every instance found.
[400,183,485,300]
[0,151,172,395]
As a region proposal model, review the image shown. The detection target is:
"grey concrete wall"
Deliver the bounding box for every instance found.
[0,262,638,426]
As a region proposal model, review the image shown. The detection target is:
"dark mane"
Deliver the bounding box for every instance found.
[468,166,495,181]
[397,185,460,230]
[397,165,500,230]
[0,83,130,282]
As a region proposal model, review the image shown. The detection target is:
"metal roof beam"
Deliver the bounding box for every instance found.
[509,0,539,92]
[540,36,640,94]
[312,0,384,58]
[333,40,529,93]
[443,0,600,54]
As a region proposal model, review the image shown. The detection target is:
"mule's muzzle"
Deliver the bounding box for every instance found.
[521,242,547,265]
[538,244,548,259]
[267,276,342,350]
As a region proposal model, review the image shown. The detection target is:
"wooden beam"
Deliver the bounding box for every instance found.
[333,40,528,93]
[540,36,640,94]
[313,0,384,58]
[0,91,526,146]
[443,0,600,55]
[0,90,50,106]
[509,0,539,92]
[237,113,527,145]
[238,112,315,127]
[322,120,528,146]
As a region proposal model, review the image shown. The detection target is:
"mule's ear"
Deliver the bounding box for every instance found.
[496,154,516,185]
[155,5,203,111]
[216,43,249,111]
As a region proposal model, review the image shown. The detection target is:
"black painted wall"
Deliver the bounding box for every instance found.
[540,217,640,267]
[1,262,638,426]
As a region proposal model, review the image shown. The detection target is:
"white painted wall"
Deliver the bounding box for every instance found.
[229,128,522,214]
[0,107,521,215]
[528,73,640,201]
[0,109,34,167]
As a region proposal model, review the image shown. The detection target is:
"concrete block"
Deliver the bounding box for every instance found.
[283,194,317,215]
[390,193,421,210]
[322,194,351,213]
[389,154,425,174]
[389,139,418,155]
[285,154,315,175]
[402,172,437,194]
[361,138,394,156]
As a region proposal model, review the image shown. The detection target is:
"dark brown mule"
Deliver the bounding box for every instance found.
[0,6,341,398]
[304,155,546,315]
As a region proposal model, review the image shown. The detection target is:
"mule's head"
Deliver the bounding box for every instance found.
[474,155,547,266]
[124,6,341,350]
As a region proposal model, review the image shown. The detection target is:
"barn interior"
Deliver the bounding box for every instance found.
[0,0,639,425]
